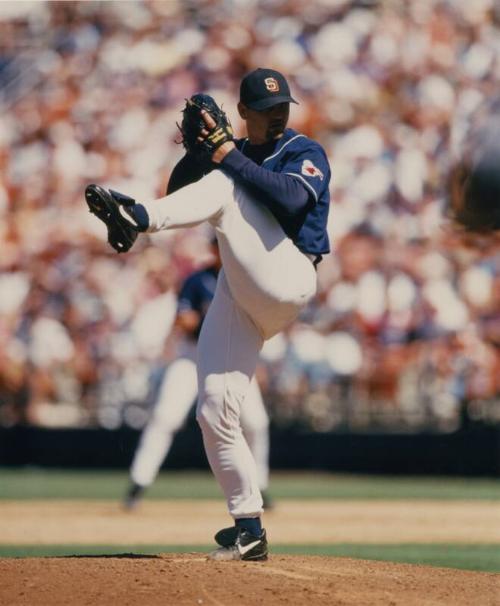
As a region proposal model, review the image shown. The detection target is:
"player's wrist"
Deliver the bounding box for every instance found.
[212,141,236,164]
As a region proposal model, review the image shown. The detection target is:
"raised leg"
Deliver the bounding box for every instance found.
[141,170,317,339]
[142,171,234,231]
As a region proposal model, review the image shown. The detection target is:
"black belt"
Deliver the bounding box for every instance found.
[313,255,322,268]
[305,253,323,268]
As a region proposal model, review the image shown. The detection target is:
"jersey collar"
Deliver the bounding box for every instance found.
[238,128,303,162]
[261,128,305,164]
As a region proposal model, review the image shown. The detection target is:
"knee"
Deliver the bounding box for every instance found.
[196,392,228,439]
[195,399,216,436]
[243,414,269,435]
[196,377,241,441]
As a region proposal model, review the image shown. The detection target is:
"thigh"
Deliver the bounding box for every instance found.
[196,271,264,423]
[213,185,317,339]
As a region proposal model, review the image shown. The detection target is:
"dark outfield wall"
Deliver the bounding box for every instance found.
[0,422,499,476]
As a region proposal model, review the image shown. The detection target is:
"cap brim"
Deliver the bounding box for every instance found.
[245,96,298,111]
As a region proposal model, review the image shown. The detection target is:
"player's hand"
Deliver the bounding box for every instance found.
[199,110,235,163]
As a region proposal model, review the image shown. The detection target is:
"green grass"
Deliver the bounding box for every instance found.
[1,468,499,500]
[1,469,499,572]
[1,544,498,572]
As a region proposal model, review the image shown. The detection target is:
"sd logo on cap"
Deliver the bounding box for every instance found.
[240,68,298,111]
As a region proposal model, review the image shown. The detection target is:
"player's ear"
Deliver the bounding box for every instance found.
[237,102,247,119]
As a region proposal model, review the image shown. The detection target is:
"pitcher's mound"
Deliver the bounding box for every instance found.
[1,553,497,605]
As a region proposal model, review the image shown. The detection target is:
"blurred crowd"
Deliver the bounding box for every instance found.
[0,0,498,432]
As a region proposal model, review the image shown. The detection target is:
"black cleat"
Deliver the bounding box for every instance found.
[85,184,140,253]
[208,526,268,561]
[123,483,146,512]
[261,490,274,511]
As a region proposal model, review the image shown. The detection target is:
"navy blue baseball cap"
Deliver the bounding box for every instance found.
[240,68,298,111]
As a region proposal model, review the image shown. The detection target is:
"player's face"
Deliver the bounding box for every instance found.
[238,102,290,145]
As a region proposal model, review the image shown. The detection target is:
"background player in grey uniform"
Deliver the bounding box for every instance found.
[86,67,331,561]
[125,240,272,510]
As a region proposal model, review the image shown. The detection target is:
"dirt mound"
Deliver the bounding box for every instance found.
[1,553,498,606]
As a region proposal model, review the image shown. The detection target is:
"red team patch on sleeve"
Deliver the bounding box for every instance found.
[301,159,324,180]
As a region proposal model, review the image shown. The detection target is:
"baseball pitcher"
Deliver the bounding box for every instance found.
[85,68,331,561]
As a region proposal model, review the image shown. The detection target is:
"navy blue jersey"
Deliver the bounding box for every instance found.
[236,129,331,256]
[177,266,218,338]
[167,128,331,257]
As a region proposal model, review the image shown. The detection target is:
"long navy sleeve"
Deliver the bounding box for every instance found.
[220,148,311,218]
[167,154,214,195]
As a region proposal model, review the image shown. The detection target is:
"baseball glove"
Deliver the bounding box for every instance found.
[177,93,233,160]
[85,184,139,253]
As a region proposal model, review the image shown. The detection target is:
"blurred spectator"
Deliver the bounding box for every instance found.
[0,0,498,432]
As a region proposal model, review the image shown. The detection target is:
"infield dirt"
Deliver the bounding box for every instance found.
[0,499,498,544]
[1,553,499,606]
[1,500,499,605]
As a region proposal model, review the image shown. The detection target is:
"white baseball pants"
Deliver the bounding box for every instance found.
[141,170,317,517]
[130,344,270,491]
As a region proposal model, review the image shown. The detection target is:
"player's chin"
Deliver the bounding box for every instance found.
[267,125,285,140]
